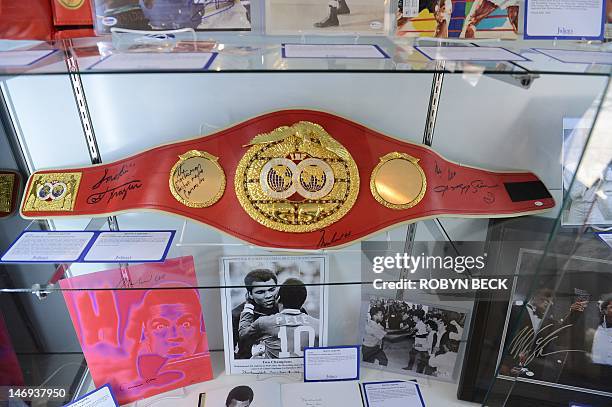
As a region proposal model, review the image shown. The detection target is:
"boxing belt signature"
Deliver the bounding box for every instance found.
[20,110,554,250]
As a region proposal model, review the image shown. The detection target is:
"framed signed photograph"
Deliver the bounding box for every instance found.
[220,255,328,375]
[458,217,612,406]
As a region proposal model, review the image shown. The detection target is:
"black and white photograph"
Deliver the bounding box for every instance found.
[220,255,328,375]
[497,249,612,397]
[265,0,387,35]
[360,296,468,381]
[562,117,612,227]
[199,382,282,407]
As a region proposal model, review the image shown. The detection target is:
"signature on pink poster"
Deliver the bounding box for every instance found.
[60,256,213,404]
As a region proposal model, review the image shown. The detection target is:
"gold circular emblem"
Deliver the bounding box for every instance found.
[169,150,225,208]
[58,0,85,9]
[235,121,360,233]
[370,152,426,210]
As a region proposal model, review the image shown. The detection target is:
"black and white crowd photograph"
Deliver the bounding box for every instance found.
[361,296,468,380]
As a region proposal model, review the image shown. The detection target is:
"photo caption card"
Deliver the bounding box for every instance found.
[304,346,359,382]
[0,50,57,67]
[363,381,425,407]
[83,231,174,262]
[1,231,95,262]
[282,44,389,59]
[1,230,174,263]
[415,46,527,62]
[525,0,605,39]
[535,48,612,65]
[88,52,218,70]
[64,384,118,407]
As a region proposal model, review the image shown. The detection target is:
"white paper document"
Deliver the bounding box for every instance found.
[535,48,612,65]
[83,231,173,262]
[525,0,605,39]
[363,381,425,407]
[65,385,118,407]
[281,382,362,407]
[0,50,56,67]
[88,52,217,70]
[283,44,388,59]
[416,46,527,61]
[598,233,612,249]
[1,232,94,262]
[304,346,359,381]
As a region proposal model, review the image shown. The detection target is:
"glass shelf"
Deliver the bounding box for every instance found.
[0,35,611,77]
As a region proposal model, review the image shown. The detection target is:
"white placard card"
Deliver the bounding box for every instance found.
[282,44,389,59]
[363,381,426,407]
[304,346,359,382]
[88,52,218,70]
[64,384,118,407]
[1,232,95,262]
[1,230,175,263]
[535,48,612,65]
[525,0,605,39]
[83,231,174,262]
[415,46,527,62]
[0,50,57,67]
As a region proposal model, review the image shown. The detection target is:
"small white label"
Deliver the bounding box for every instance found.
[0,50,56,67]
[535,201,544,206]
[416,46,527,62]
[1,232,94,262]
[363,381,425,407]
[89,52,217,70]
[283,44,387,59]
[403,0,420,17]
[101,16,118,27]
[525,0,605,39]
[83,231,173,262]
[68,385,118,407]
[598,233,612,249]
[370,21,383,30]
[304,347,359,381]
[535,48,612,65]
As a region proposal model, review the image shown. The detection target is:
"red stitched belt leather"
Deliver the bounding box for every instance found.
[20,110,554,249]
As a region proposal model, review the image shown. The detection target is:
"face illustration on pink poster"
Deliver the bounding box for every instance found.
[60,256,213,404]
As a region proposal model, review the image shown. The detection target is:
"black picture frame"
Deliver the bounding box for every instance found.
[457,216,612,406]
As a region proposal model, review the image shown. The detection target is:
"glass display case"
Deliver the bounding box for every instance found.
[0,32,610,407]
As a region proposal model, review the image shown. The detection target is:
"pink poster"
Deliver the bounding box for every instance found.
[60,256,213,405]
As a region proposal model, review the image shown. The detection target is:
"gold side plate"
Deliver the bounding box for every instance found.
[169,150,226,208]
[23,172,82,212]
[370,152,427,210]
[0,173,16,213]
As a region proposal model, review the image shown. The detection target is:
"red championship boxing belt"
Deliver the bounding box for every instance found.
[20,110,554,249]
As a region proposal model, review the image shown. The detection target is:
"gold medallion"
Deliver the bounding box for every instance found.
[370,152,426,210]
[235,121,359,233]
[0,173,16,214]
[58,0,85,9]
[169,150,225,208]
[23,172,82,212]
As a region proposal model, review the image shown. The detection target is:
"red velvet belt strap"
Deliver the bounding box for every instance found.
[20,110,554,249]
